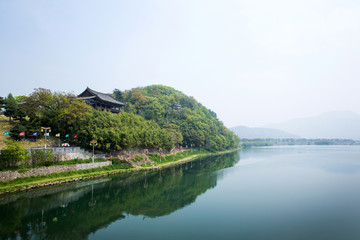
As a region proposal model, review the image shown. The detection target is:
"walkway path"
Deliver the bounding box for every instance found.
[126,154,156,168]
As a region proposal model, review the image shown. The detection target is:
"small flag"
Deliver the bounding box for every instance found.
[73,134,77,139]
[55,133,60,137]
[19,132,25,136]
[32,132,37,137]
[3,132,10,136]
[65,134,69,138]
[44,133,49,136]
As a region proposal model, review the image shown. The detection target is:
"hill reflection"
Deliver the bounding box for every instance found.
[0,152,239,239]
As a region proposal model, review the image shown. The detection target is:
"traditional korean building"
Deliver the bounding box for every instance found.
[78,87,126,113]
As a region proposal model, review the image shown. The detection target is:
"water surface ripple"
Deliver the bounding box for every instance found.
[1,146,359,240]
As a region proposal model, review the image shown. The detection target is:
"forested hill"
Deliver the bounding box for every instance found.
[1,86,239,152]
[113,85,239,150]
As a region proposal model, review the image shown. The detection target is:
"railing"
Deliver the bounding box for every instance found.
[94,106,121,113]
[26,147,86,154]
[0,147,105,158]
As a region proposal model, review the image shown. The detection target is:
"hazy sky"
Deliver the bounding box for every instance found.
[1,0,360,127]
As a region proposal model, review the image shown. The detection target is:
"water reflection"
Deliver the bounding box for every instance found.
[0,152,240,239]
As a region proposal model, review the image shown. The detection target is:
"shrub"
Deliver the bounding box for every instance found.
[31,149,54,166]
[0,141,27,168]
[133,155,144,162]
[18,169,29,174]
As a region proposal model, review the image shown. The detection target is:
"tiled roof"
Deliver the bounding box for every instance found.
[80,87,126,106]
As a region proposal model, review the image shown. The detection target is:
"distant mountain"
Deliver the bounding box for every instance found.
[230,125,300,139]
[265,111,360,140]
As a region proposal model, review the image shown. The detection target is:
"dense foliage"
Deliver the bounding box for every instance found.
[20,88,91,136]
[77,109,174,151]
[114,85,239,150]
[0,96,4,110]
[2,85,239,152]
[3,88,91,140]
[3,93,25,122]
[0,141,27,169]
[30,149,54,166]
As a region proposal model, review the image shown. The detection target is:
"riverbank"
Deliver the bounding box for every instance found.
[0,148,240,194]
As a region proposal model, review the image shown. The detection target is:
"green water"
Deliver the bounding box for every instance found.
[1,146,360,240]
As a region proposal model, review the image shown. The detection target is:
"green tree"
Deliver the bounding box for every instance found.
[4,93,18,121]
[0,141,27,168]
[30,149,54,166]
[9,122,27,141]
[20,88,91,135]
[0,96,4,112]
[119,85,240,151]
[113,89,124,102]
[19,88,53,120]
[78,109,174,151]
[143,99,164,122]
[163,124,183,146]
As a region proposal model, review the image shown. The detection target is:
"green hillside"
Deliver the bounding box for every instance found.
[114,85,239,151]
[0,115,44,150]
[0,115,11,149]
[1,85,239,152]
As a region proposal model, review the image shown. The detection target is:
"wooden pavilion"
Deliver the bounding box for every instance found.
[78,87,126,113]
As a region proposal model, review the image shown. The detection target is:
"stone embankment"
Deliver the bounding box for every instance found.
[0,161,111,182]
[0,147,173,182]
[0,148,241,194]
[27,147,105,162]
[112,148,178,161]
[75,162,110,171]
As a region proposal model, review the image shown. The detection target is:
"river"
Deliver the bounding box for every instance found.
[1,145,360,239]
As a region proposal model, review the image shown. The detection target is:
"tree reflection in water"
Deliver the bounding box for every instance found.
[0,152,240,239]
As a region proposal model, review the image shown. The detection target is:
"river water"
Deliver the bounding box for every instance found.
[1,145,360,240]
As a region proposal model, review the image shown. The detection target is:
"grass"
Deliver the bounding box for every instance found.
[18,169,29,174]
[0,114,58,150]
[0,115,11,149]
[145,149,210,165]
[0,158,108,171]
[49,158,107,166]
[133,155,144,162]
[0,162,134,192]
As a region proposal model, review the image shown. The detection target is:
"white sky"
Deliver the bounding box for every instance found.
[1,0,359,127]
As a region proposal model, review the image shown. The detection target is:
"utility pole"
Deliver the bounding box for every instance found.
[41,127,51,149]
[144,149,149,166]
[159,148,163,162]
[90,141,97,163]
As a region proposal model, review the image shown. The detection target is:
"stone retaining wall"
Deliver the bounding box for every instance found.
[112,148,180,161]
[27,147,85,154]
[76,161,111,171]
[0,161,112,182]
[0,165,76,182]
[26,147,101,162]
[53,152,91,161]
